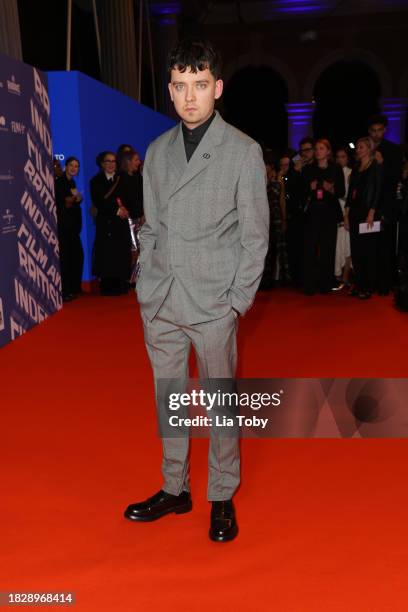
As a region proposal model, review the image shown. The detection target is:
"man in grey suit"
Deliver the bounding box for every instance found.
[124,40,269,541]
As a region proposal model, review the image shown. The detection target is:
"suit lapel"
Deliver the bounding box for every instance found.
[167,123,187,185]
[168,111,226,197]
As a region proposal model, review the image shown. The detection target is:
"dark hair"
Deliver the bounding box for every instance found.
[278,150,297,176]
[116,144,135,171]
[168,39,222,80]
[96,151,116,170]
[279,149,295,160]
[335,146,352,165]
[101,151,116,162]
[120,150,140,172]
[65,156,79,166]
[299,137,314,148]
[117,144,134,155]
[368,113,388,128]
[263,149,277,167]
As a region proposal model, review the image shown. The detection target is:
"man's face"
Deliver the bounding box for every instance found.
[300,142,314,163]
[368,123,386,144]
[168,66,223,128]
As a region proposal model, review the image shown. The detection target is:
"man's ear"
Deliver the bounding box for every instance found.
[168,82,173,102]
[215,79,224,100]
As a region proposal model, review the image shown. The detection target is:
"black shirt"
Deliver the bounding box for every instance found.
[182,112,216,162]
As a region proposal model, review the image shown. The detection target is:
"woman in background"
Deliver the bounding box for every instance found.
[279,151,304,288]
[260,156,290,289]
[118,151,144,284]
[55,156,84,302]
[302,139,345,295]
[344,137,382,299]
[333,147,353,290]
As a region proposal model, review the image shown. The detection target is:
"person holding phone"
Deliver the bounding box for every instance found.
[55,156,84,302]
[302,139,345,295]
[344,137,382,299]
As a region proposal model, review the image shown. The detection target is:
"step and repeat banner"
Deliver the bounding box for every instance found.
[0,53,61,348]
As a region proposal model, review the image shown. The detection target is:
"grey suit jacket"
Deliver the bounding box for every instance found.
[136,111,269,324]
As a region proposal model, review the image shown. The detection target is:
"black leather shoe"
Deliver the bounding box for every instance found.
[209,500,238,542]
[124,490,192,522]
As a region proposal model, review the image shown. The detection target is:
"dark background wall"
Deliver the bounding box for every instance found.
[16,1,408,152]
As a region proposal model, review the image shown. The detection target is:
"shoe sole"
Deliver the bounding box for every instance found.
[124,501,192,522]
[209,526,239,542]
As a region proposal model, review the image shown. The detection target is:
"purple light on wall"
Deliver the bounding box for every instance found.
[267,0,332,15]
[275,6,325,13]
[149,1,182,16]
[286,102,315,148]
[157,17,177,25]
[381,99,408,145]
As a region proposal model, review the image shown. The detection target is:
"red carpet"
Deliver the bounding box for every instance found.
[2,289,408,611]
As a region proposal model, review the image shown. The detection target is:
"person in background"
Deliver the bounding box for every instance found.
[395,159,408,310]
[53,157,63,179]
[397,159,408,257]
[333,147,353,290]
[344,137,382,299]
[260,156,289,289]
[118,150,144,220]
[116,143,135,172]
[302,138,345,295]
[294,137,315,172]
[279,150,304,287]
[90,151,132,296]
[55,156,84,302]
[118,151,144,284]
[368,114,403,295]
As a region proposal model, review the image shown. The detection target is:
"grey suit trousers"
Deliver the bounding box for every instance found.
[142,280,240,501]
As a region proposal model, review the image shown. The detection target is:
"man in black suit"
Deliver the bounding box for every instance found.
[368,114,403,294]
[90,151,132,295]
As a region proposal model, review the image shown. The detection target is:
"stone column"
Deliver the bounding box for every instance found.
[286,102,315,150]
[381,98,408,144]
[99,0,138,100]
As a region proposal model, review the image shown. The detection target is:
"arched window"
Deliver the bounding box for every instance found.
[223,65,288,152]
[313,60,381,148]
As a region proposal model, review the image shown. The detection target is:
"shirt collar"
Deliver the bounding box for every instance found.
[182,112,216,145]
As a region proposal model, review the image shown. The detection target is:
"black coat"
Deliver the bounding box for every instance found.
[55,173,82,235]
[345,160,382,218]
[376,138,403,219]
[118,171,144,219]
[302,162,345,222]
[90,172,131,279]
